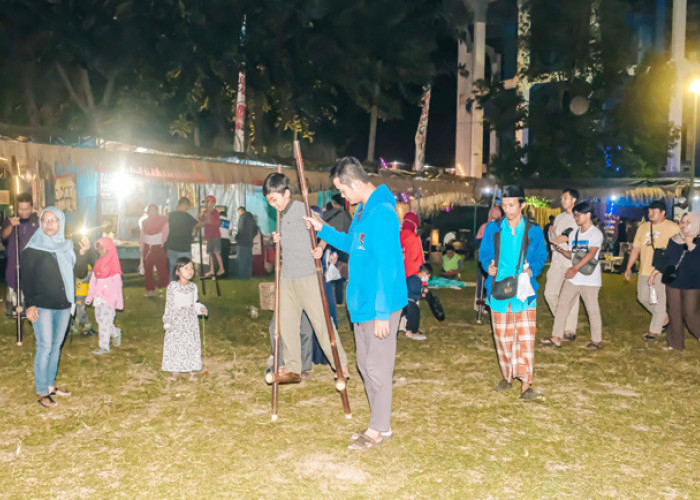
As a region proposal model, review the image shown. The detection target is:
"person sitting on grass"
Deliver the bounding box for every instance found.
[162,258,208,381]
[263,172,349,385]
[86,237,124,355]
[403,263,432,341]
[441,244,463,278]
[200,195,225,278]
[541,201,604,350]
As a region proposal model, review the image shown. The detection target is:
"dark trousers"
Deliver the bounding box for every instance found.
[666,286,700,350]
[237,245,252,279]
[403,300,420,332]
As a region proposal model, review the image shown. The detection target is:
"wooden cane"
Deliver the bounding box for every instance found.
[269,164,283,421]
[12,158,23,345]
[293,141,351,418]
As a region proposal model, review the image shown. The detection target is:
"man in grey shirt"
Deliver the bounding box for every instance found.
[263,172,348,384]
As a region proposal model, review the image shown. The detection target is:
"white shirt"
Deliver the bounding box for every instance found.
[550,212,577,267]
[568,225,604,287]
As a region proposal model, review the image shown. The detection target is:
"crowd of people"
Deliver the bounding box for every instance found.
[3,160,699,450]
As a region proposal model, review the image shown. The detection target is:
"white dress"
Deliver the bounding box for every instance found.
[162,281,206,372]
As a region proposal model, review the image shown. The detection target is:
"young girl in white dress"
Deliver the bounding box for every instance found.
[162,257,208,381]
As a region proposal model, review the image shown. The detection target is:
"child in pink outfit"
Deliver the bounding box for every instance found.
[86,237,124,354]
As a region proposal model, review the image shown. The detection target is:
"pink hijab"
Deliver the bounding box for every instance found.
[93,237,122,279]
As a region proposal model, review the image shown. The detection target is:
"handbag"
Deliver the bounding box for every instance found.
[570,229,599,276]
[491,220,532,300]
[661,248,687,285]
[425,290,445,321]
[649,226,666,270]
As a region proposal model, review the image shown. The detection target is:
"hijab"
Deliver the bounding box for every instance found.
[93,236,122,279]
[25,207,76,304]
[401,212,419,232]
[673,212,700,244]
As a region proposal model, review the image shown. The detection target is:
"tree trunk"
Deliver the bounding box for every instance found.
[22,69,40,127]
[366,103,378,163]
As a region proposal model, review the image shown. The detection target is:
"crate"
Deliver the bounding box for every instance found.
[258,281,276,311]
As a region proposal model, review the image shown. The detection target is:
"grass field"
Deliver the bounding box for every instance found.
[0,262,698,499]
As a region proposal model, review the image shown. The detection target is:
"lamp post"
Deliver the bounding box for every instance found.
[689,79,700,212]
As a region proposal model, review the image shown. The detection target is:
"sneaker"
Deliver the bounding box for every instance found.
[113,328,122,347]
[520,388,545,402]
[86,328,98,337]
[144,291,155,298]
[92,348,110,355]
[405,331,427,341]
[493,379,513,392]
[642,333,658,342]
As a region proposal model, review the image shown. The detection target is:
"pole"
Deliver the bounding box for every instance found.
[12,157,23,345]
[476,185,498,324]
[270,164,282,422]
[690,91,697,212]
[293,141,352,418]
[197,185,207,296]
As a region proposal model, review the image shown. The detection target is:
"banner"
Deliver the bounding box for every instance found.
[234,71,246,152]
[413,86,431,171]
[55,173,77,212]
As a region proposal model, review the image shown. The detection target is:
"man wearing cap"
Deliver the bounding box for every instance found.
[624,200,678,341]
[478,185,548,402]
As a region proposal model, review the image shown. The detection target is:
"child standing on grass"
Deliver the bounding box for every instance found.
[86,237,124,355]
[72,266,97,337]
[403,263,432,341]
[162,257,208,381]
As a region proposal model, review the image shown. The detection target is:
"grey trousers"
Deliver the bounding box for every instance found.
[637,276,667,335]
[237,245,253,279]
[279,275,347,374]
[354,310,401,433]
[269,312,312,372]
[552,282,602,343]
[545,262,579,334]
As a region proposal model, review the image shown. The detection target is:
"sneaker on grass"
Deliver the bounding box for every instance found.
[520,388,545,402]
[493,379,512,392]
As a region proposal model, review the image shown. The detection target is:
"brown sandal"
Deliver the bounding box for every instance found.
[50,387,71,397]
[37,395,57,408]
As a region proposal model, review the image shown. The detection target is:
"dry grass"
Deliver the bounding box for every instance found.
[0,263,699,499]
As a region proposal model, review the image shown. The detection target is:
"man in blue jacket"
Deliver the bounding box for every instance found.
[306,157,407,450]
[478,185,548,402]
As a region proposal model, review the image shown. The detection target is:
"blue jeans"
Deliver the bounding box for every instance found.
[167,249,192,278]
[32,308,71,395]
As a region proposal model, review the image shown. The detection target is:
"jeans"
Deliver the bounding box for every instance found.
[167,249,192,278]
[32,307,71,395]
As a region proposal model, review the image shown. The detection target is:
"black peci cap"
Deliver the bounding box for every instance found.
[501,185,525,200]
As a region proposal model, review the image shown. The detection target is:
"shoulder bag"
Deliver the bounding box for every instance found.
[649,224,666,270]
[571,229,599,276]
[661,246,688,285]
[491,220,531,300]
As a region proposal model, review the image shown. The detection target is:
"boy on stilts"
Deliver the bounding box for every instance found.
[263,173,349,384]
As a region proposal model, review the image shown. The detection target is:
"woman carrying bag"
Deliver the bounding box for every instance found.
[649,212,700,351]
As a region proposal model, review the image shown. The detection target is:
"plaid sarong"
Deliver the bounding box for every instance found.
[490,306,536,384]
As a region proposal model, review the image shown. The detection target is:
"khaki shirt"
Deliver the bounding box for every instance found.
[632,220,678,276]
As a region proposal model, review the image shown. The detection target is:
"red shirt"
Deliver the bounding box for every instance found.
[204,209,221,239]
[400,229,423,277]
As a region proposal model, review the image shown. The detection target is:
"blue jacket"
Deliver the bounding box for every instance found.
[319,185,408,322]
[478,218,548,302]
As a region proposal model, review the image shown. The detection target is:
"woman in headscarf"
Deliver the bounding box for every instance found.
[650,212,700,351]
[20,207,91,408]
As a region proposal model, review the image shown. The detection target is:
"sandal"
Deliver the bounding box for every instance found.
[642,333,658,342]
[50,387,72,397]
[540,337,562,348]
[585,342,603,350]
[349,429,392,441]
[348,432,387,450]
[562,333,576,341]
[37,395,57,408]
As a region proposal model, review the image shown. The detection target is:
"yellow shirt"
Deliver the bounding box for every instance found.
[632,220,678,276]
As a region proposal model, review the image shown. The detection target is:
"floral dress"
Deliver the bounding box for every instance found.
[162,281,205,372]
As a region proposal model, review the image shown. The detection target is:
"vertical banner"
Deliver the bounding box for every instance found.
[413,85,431,171]
[234,71,246,152]
[234,16,247,153]
[54,173,77,212]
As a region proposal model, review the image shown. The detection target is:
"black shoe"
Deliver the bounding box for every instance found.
[520,388,545,402]
[493,379,513,392]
